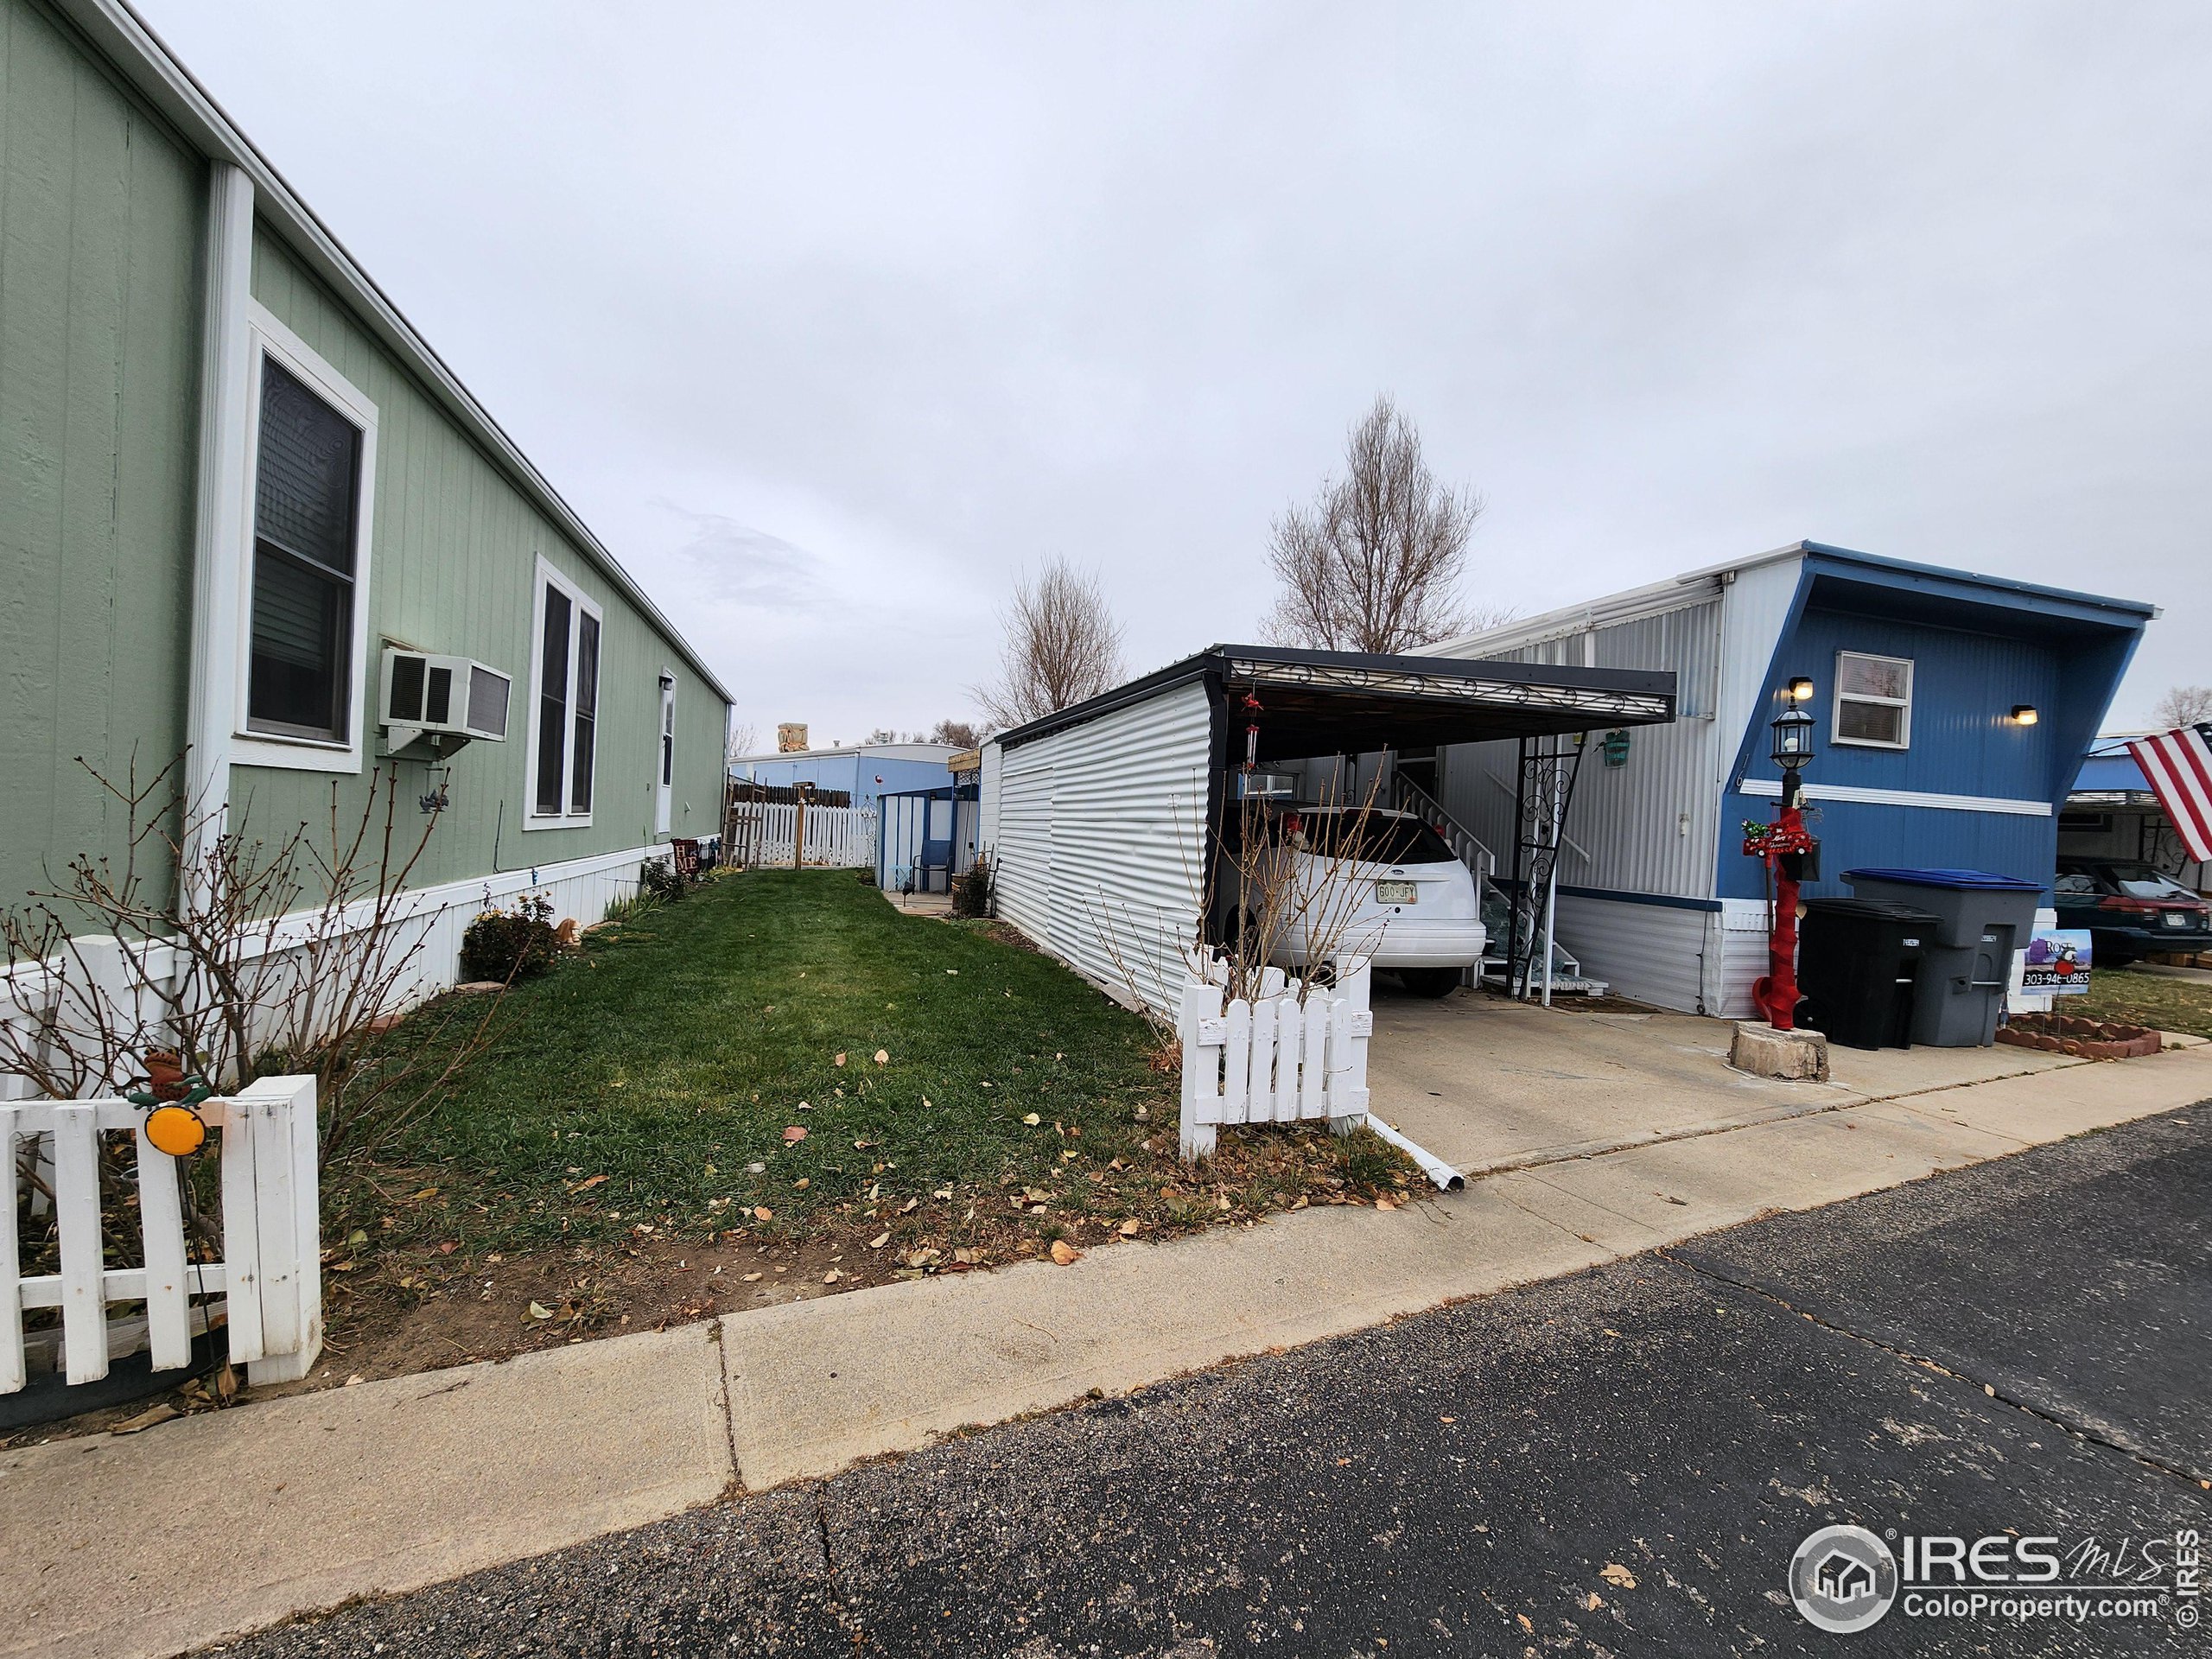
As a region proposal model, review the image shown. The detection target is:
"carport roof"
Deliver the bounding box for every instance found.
[993,644,1676,760]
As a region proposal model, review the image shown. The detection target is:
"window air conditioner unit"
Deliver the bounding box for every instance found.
[379,648,511,754]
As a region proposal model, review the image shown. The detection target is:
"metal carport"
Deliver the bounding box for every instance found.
[977,645,1677,1017]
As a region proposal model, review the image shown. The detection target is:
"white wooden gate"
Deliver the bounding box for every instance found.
[730,802,879,869]
[1177,952,1373,1159]
[2,1074,321,1392]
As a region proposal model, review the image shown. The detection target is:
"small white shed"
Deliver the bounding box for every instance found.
[978,645,1678,1016]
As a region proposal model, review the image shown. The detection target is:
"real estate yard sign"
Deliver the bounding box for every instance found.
[2022,928,2093,995]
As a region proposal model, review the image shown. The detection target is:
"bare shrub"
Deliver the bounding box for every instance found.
[0,754,506,1165]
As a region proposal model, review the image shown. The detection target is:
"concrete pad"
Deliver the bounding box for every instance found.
[721,1190,1606,1491]
[0,1323,733,1659]
[1367,994,1863,1175]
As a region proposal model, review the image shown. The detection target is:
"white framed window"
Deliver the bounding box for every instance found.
[1833,651,1913,749]
[232,302,378,772]
[655,671,677,835]
[525,556,603,829]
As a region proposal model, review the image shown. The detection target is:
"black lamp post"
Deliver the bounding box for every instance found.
[1770,704,1815,807]
[1747,697,1820,1030]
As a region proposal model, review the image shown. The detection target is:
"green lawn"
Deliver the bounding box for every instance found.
[333,868,1400,1268]
[2064,964,2212,1039]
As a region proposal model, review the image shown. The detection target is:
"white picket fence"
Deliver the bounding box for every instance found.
[2,1074,321,1393]
[1176,950,1373,1160]
[728,802,878,869]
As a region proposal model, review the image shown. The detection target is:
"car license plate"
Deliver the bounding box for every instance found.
[1376,880,1416,905]
[2165,912,2192,928]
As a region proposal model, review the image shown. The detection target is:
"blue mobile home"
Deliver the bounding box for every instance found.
[729,741,959,813]
[1416,543,2155,1015]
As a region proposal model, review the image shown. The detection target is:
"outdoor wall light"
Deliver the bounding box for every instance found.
[1786,676,1815,702]
[2011,704,2039,726]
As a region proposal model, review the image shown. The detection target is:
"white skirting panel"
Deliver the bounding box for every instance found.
[1545,893,1715,1014]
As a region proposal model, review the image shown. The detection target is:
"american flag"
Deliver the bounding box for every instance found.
[2127,723,2212,863]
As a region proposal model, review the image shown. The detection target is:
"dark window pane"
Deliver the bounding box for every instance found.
[255,359,359,575]
[537,588,571,816]
[570,613,599,814]
[571,711,596,813]
[575,613,599,717]
[247,358,359,740]
[248,546,347,735]
[1838,698,1904,744]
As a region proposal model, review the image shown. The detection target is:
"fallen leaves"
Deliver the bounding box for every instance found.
[1600,1563,1638,1590]
[525,1301,553,1321]
[1049,1239,1082,1266]
[874,1049,889,1065]
[868,1232,892,1249]
[110,1402,178,1435]
[567,1174,609,1194]
[1118,1218,1141,1237]
[753,1205,774,1221]
[834,1052,847,1067]
[1021,1113,1041,1126]
[782,1125,808,1143]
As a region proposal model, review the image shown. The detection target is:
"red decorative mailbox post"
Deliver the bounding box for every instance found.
[1745,700,1818,1030]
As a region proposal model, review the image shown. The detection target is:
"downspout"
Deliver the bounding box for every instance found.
[184,162,255,869]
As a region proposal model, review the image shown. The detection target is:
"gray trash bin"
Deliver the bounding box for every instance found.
[1842,868,2044,1047]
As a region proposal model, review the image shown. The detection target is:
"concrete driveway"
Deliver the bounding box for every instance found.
[1365,985,2115,1178]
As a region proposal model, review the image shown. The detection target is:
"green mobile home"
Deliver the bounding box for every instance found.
[1,0,733,988]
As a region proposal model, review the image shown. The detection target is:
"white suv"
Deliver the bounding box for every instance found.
[1211,805,1486,997]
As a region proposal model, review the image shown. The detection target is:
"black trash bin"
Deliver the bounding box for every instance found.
[1798,899,1941,1050]
[1843,868,2044,1047]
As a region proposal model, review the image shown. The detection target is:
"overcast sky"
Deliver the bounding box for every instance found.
[142,2,2209,746]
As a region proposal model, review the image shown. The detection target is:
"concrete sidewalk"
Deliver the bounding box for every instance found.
[6,1038,2209,1659]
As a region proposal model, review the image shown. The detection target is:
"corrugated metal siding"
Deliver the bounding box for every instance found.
[977,741,1003,851]
[1710,899,1775,1019]
[1436,600,1723,901]
[242,234,731,881]
[993,682,1214,1015]
[1713,555,1803,768]
[0,0,203,911]
[1547,894,1713,1014]
[994,757,1054,944]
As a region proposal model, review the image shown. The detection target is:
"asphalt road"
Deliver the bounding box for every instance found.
[210,1108,2211,1658]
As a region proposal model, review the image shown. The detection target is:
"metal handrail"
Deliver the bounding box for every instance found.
[1390,773,1497,891]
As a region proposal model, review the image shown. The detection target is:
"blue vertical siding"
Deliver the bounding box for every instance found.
[1719,605,2069,901]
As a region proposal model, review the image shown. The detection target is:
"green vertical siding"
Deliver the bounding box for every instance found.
[243,236,729,891]
[0,0,202,911]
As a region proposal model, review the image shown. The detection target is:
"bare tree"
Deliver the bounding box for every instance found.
[724,721,760,764]
[929,718,982,748]
[1264,394,1495,655]
[974,558,1126,728]
[2152,685,2212,729]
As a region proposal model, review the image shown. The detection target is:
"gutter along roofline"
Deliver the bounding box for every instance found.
[990,644,1677,753]
[54,0,735,708]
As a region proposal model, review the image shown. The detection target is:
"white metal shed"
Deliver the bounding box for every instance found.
[979,645,1678,1016]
